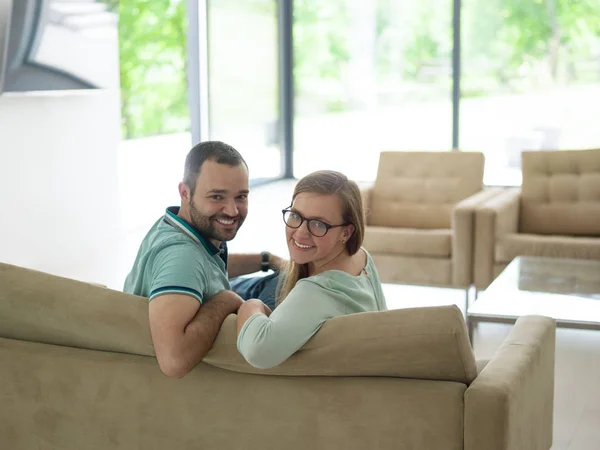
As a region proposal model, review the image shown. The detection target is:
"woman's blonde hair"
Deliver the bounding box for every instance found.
[277,170,365,303]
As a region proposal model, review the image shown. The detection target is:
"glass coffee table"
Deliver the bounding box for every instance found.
[467,256,600,343]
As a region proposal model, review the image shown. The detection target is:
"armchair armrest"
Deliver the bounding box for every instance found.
[359,184,374,224]
[451,188,505,286]
[474,188,521,289]
[464,315,555,450]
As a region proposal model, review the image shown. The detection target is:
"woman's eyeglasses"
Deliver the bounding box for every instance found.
[282,208,348,238]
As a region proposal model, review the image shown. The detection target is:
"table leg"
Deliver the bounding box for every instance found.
[468,317,476,347]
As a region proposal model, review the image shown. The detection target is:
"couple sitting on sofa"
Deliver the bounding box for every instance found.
[123,141,387,377]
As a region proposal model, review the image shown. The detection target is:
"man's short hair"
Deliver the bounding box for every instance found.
[183,141,248,194]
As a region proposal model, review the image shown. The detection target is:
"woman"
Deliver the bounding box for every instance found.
[236,170,387,369]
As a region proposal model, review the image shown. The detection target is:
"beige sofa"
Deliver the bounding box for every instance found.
[362,151,502,290]
[474,149,600,290]
[0,262,555,450]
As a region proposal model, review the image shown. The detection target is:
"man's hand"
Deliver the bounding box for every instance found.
[268,253,287,272]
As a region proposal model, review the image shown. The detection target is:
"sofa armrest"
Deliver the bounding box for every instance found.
[451,188,505,287]
[464,315,556,450]
[474,188,521,289]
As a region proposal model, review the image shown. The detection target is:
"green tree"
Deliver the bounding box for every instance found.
[469,0,600,84]
[106,0,189,139]
[402,15,441,79]
[293,0,351,111]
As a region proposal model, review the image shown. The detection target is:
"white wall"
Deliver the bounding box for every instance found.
[0,90,122,283]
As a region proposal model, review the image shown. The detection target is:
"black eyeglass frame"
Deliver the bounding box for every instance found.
[281,208,349,237]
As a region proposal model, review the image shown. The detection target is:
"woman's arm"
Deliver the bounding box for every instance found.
[236,281,342,369]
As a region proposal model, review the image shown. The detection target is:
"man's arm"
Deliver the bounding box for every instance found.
[227,252,286,278]
[149,290,243,378]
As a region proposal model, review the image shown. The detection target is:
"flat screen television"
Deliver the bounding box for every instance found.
[0,0,118,94]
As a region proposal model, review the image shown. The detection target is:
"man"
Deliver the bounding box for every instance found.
[124,141,284,378]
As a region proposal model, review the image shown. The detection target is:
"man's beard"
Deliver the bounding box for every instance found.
[188,199,245,242]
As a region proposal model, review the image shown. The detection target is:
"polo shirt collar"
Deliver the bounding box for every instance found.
[164,207,226,256]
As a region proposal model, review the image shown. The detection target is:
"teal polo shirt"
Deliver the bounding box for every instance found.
[123,207,230,303]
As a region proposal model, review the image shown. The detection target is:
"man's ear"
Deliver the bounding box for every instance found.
[178,182,190,201]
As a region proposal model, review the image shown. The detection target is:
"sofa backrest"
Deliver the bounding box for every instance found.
[370,151,484,229]
[0,263,478,385]
[0,263,155,357]
[205,305,478,384]
[520,149,600,236]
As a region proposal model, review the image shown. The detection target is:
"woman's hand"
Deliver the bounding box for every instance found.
[236,299,271,335]
[261,302,272,317]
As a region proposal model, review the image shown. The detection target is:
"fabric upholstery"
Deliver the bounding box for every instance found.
[0,337,467,450]
[369,254,452,286]
[361,185,373,219]
[452,188,506,286]
[363,151,499,288]
[0,263,155,356]
[476,359,490,374]
[495,233,600,263]
[369,151,484,229]
[207,306,477,383]
[474,189,521,289]
[0,263,555,450]
[363,227,451,257]
[474,149,600,289]
[520,149,600,236]
[0,262,477,384]
[464,316,555,450]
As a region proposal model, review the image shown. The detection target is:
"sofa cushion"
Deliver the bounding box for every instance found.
[520,149,600,236]
[363,226,452,257]
[369,151,484,229]
[495,233,600,263]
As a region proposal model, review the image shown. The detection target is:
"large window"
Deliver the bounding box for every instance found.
[207,0,282,180]
[292,0,453,181]
[461,0,600,185]
[117,0,600,186]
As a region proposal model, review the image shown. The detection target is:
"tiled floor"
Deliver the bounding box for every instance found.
[89,172,599,449]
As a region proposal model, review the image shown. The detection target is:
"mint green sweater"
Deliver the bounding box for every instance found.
[237,249,387,369]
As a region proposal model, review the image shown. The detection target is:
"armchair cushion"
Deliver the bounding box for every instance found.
[369,152,484,229]
[520,149,600,236]
[363,227,451,257]
[495,233,600,263]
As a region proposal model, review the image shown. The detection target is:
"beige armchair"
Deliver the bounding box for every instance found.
[474,149,600,290]
[362,151,503,290]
